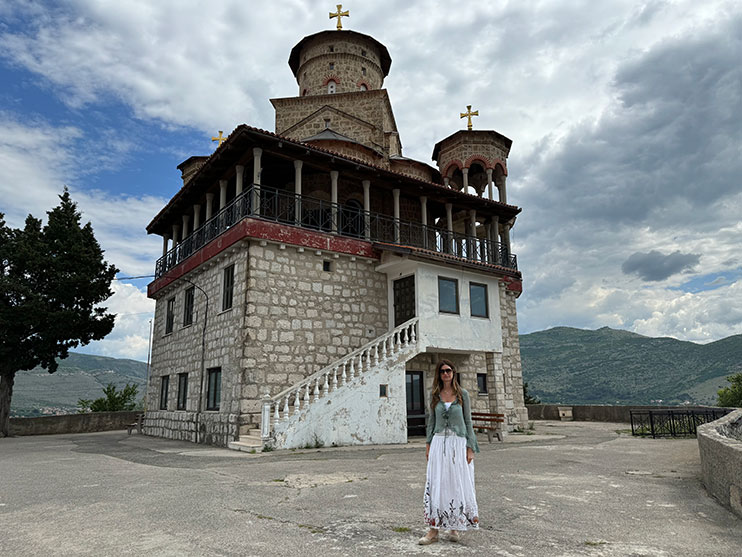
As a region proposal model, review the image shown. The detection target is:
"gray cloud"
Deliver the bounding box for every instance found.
[621,250,700,281]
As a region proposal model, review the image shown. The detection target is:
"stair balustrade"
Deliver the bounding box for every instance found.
[260,317,420,442]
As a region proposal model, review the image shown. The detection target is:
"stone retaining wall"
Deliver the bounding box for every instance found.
[697,409,742,519]
[526,404,725,423]
[9,411,141,436]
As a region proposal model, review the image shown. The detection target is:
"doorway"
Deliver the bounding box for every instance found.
[406,370,426,436]
[393,275,415,327]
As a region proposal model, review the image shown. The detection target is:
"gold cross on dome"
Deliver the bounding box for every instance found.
[460,105,479,130]
[329,4,350,30]
[211,130,227,147]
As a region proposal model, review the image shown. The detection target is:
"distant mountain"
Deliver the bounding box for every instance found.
[520,327,742,405]
[10,353,148,417]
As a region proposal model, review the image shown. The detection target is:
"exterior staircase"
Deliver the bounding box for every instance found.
[229,317,421,451]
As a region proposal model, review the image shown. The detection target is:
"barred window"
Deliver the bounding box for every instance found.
[222,265,234,311]
[183,287,194,326]
[159,376,170,410]
[165,297,175,334]
[206,367,222,411]
[177,373,188,410]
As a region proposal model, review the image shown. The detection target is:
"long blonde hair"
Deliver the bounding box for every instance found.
[431,359,463,410]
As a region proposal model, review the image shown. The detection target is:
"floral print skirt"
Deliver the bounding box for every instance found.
[423,432,479,531]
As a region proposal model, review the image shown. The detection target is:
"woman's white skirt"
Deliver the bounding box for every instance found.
[423,432,479,530]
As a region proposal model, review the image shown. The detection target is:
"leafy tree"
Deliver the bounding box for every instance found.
[0,190,117,437]
[78,383,139,413]
[523,381,541,404]
[717,373,742,408]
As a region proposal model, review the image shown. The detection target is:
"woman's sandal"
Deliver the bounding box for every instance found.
[418,531,439,545]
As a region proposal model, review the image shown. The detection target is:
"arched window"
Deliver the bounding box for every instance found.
[359,84,367,91]
[327,81,337,94]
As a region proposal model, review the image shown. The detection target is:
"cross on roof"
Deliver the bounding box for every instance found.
[329,4,350,30]
[460,105,479,130]
[211,130,227,147]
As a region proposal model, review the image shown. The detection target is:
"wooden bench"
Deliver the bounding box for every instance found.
[127,413,144,435]
[471,412,505,442]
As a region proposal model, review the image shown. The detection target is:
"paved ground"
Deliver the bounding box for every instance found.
[1,421,740,556]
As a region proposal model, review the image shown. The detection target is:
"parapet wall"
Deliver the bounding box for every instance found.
[697,409,742,519]
[9,411,141,436]
[525,404,710,423]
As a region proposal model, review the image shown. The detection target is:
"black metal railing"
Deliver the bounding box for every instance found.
[630,408,734,438]
[155,185,518,278]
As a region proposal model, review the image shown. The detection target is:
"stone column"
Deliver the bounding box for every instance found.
[182,214,190,239]
[294,160,303,224]
[219,179,228,210]
[205,193,214,220]
[393,188,400,243]
[462,167,469,191]
[162,234,170,256]
[172,224,180,245]
[502,222,512,264]
[443,177,450,187]
[252,148,262,215]
[235,165,244,196]
[445,202,453,253]
[362,180,371,240]
[499,174,507,204]
[468,209,477,261]
[420,196,428,248]
[193,204,201,230]
[330,170,339,233]
[486,168,494,200]
[492,215,500,265]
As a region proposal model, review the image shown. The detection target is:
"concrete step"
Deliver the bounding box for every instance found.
[248,428,261,437]
[228,435,263,453]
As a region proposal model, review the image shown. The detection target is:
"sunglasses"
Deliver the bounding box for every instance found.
[440,368,453,374]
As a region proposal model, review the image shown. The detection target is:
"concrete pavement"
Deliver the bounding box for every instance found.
[1,421,740,556]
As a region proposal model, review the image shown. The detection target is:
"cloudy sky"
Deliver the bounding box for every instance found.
[1,0,740,361]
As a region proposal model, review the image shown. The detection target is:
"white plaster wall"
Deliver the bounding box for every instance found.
[380,258,503,353]
[273,360,408,449]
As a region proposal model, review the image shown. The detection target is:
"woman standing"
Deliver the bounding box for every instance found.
[419,359,480,545]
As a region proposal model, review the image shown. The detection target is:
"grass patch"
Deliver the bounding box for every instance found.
[261,444,274,452]
[298,524,324,534]
[584,540,607,546]
[271,478,284,482]
[392,526,411,533]
[615,429,632,435]
[256,514,274,520]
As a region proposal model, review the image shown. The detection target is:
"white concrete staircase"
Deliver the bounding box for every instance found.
[229,317,421,451]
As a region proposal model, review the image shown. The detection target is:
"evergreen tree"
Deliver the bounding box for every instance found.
[523,382,541,405]
[0,190,117,436]
[717,373,742,408]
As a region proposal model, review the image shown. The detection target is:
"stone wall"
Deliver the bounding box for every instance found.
[9,411,141,436]
[697,409,742,519]
[525,404,729,423]
[241,241,389,425]
[295,34,385,96]
[499,286,528,428]
[145,244,248,444]
[271,90,397,161]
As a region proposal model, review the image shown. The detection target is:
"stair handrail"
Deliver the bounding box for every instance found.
[261,317,420,440]
[269,316,419,404]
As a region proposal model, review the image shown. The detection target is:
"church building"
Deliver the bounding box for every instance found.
[144,10,528,449]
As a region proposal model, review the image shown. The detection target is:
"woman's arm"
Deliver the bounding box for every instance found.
[425,399,436,449]
[461,390,480,455]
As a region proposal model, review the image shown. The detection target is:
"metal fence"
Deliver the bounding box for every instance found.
[630,408,734,438]
[155,184,518,278]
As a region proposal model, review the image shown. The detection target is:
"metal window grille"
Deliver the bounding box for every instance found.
[165,298,175,334]
[177,373,188,410]
[206,368,221,411]
[222,265,234,311]
[159,376,169,410]
[183,287,194,326]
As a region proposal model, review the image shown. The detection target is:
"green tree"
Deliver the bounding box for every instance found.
[78,383,139,413]
[717,373,742,408]
[523,381,541,404]
[0,190,117,437]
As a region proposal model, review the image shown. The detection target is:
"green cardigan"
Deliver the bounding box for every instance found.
[425,388,480,453]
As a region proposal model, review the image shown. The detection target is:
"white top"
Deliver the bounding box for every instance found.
[444,402,453,410]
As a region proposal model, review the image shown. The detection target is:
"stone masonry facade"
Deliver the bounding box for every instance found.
[240,241,389,428]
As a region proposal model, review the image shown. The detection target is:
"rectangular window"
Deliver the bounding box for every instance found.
[206,367,222,411]
[438,277,459,314]
[177,373,188,410]
[183,286,195,327]
[477,373,488,394]
[470,282,489,318]
[159,375,169,410]
[165,297,175,334]
[222,265,234,311]
[329,62,335,70]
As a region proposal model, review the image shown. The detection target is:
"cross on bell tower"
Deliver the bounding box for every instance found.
[329,4,350,30]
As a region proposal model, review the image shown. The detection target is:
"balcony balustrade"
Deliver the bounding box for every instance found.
[155,185,517,278]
